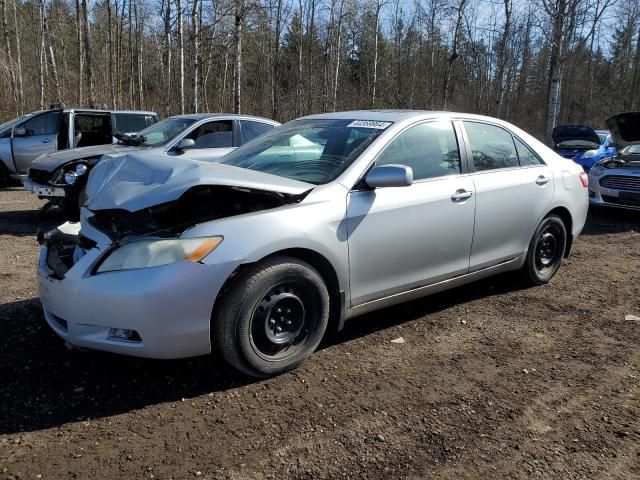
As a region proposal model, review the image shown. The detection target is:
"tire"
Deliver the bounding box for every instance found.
[0,162,8,188]
[212,256,330,378]
[521,214,567,285]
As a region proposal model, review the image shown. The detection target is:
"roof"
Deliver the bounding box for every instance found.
[299,110,525,125]
[28,108,158,115]
[169,113,279,124]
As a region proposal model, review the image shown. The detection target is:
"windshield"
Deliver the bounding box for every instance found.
[621,145,640,155]
[123,117,196,147]
[0,113,34,131]
[220,119,390,184]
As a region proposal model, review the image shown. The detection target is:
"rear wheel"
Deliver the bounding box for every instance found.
[521,214,567,285]
[212,256,330,378]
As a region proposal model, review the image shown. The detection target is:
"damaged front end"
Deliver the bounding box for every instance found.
[39,223,95,279]
[89,184,309,241]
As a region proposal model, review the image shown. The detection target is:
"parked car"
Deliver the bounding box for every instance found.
[24,114,280,220]
[552,124,616,171]
[38,111,588,377]
[0,106,158,186]
[588,112,640,210]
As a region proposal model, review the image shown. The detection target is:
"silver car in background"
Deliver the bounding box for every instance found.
[24,114,280,220]
[0,107,158,186]
[38,111,588,377]
[588,112,640,210]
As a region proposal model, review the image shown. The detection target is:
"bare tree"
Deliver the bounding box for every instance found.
[442,0,467,110]
[176,0,184,114]
[81,0,95,106]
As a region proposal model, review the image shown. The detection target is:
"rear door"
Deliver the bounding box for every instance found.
[346,120,476,306]
[11,111,60,174]
[239,120,277,145]
[461,121,554,271]
[179,119,236,162]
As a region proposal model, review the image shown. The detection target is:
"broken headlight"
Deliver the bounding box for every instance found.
[95,236,223,273]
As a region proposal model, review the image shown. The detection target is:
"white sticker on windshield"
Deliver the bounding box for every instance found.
[347,120,392,130]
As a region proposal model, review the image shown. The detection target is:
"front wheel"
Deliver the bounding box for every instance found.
[521,215,567,285]
[212,256,330,378]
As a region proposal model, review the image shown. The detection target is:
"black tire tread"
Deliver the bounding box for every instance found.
[212,255,329,378]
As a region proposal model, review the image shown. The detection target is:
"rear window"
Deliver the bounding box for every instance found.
[114,113,157,134]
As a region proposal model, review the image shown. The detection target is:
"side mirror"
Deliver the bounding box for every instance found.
[175,138,195,151]
[365,164,413,188]
[13,127,27,137]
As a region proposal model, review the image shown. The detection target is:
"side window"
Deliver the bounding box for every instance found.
[187,120,233,148]
[114,114,157,133]
[375,121,461,180]
[22,112,60,136]
[514,137,543,166]
[463,121,518,171]
[240,120,274,144]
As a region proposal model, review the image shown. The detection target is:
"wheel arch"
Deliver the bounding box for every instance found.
[546,206,573,257]
[215,247,347,334]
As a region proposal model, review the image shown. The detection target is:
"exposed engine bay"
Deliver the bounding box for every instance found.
[89,185,309,241]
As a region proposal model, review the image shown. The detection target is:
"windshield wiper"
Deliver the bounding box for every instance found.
[114,132,144,146]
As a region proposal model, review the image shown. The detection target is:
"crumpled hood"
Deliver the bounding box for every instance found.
[605,112,640,150]
[31,144,139,172]
[85,152,314,212]
[552,125,600,147]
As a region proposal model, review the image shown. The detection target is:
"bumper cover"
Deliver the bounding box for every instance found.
[38,243,240,359]
[23,177,66,198]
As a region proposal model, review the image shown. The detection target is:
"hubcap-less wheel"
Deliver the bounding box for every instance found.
[250,283,316,361]
[536,230,557,269]
[524,215,566,284]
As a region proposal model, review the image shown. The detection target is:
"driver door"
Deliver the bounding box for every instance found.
[346,120,476,306]
[179,120,237,162]
[12,111,61,174]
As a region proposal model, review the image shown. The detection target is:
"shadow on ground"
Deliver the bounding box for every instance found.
[0,273,529,435]
[581,205,640,235]
[0,207,64,236]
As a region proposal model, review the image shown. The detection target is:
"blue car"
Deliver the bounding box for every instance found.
[552,125,617,171]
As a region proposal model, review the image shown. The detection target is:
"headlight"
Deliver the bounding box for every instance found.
[582,150,597,158]
[64,171,77,185]
[75,163,88,175]
[589,165,604,177]
[96,236,223,273]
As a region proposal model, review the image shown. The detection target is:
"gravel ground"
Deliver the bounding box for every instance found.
[0,187,639,480]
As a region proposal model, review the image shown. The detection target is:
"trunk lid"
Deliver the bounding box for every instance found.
[605,112,640,150]
[552,125,601,149]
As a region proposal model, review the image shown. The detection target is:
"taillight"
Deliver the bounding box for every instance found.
[579,172,588,188]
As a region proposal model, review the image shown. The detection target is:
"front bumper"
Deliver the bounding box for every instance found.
[23,177,66,198]
[38,232,241,359]
[588,176,640,211]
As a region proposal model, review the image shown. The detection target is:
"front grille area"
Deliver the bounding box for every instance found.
[600,175,640,192]
[602,195,640,206]
[28,168,53,184]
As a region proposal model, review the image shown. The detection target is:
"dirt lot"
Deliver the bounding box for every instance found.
[0,187,639,480]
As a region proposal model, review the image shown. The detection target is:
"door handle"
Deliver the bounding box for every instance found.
[41,139,52,144]
[535,175,550,186]
[451,189,473,201]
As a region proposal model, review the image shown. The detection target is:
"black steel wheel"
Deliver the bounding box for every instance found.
[212,256,330,378]
[522,214,567,285]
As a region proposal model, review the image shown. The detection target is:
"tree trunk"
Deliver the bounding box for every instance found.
[233,0,243,114]
[494,0,511,117]
[443,0,467,110]
[75,0,83,105]
[191,0,200,112]
[40,0,61,103]
[81,0,95,106]
[1,0,18,114]
[161,0,171,116]
[10,0,23,113]
[107,0,115,108]
[176,0,184,114]
[544,0,566,145]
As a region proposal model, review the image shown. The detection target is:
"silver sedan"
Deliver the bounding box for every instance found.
[38,111,588,377]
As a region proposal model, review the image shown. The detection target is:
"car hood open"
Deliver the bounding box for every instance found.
[31,144,139,172]
[605,112,640,150]
[551,125,601,148]
[85,152,314,212]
